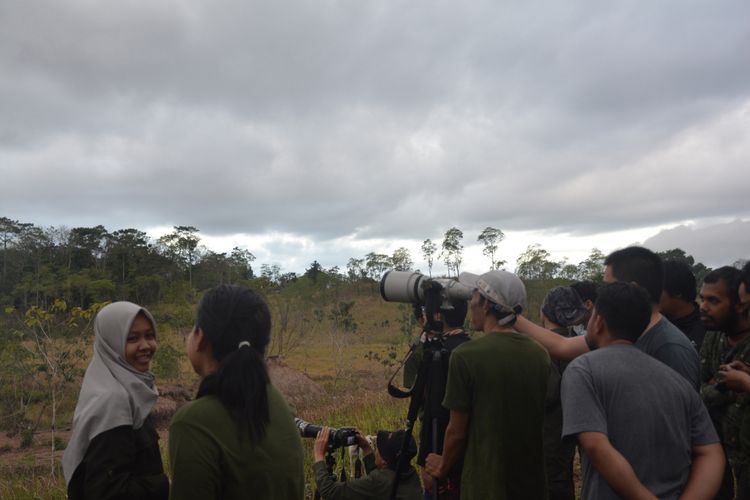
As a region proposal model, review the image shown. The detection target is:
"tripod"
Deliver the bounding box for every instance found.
[388,281,450,500]
[314,444,354,500]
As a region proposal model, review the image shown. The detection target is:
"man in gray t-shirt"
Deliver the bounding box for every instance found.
[561,282,723,499]
[515,247,700,390]
[635,316,700,389]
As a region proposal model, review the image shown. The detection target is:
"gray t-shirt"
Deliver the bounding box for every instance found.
[636,317,700,390]
[561,345,718,500]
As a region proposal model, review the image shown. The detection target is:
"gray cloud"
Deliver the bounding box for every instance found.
[1,0,748,265]
[642,220,750,268]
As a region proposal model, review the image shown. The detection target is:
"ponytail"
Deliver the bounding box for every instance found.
[196,285,272,444]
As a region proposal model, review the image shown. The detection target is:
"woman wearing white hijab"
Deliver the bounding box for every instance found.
[63,301,169,500]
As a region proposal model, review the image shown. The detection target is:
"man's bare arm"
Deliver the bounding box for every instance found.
[515,315,590,361]
[578,432,657,500]
[678,443,724,500]
[424,410,469,478]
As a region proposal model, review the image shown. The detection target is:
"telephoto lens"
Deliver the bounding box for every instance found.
[294,418,358,448]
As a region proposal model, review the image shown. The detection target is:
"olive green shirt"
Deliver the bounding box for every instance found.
[443,331,550,500]
[313,453,422,500]
[169,385,304,499]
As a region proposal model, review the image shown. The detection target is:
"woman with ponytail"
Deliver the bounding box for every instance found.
[169,284,304,499]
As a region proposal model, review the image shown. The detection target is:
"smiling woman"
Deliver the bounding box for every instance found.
[62,302,169,500]
[125,313,158,372]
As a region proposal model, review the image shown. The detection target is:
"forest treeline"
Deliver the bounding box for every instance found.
[0,217,718,311]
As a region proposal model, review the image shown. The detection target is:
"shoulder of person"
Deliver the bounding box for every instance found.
[170,394,223,425]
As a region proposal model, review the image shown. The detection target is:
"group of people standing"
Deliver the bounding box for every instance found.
[60,246,750,500]
[412,247,750,500]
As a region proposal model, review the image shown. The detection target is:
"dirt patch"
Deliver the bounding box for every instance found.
[151,384,193,429]
[267,356,326,412]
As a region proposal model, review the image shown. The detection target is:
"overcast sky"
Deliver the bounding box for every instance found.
[1,0,748,275]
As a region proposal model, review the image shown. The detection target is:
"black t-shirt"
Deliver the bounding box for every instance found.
[67,417,168,500]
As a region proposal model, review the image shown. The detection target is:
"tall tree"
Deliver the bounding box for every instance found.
[0,217,20,287]
[69,225,110,271]
[228,247,255,281]
[391,247,413,271]
[441,227,464,277]
[477,227,505,270]
[515,243,560,281]
[109,228,150,284]
[158,226,200,286]
[346,257,366,282]
[421,239,437,277]
[365,252,391,280]
[304,260,324,283]
[576,248,606,282]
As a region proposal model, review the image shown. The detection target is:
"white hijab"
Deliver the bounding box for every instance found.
[62,301,160,485]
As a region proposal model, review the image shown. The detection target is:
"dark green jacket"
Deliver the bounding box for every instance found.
[313,454,422,500]
[67,417,169,500]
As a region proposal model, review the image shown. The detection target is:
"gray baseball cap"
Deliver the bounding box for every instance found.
[458,270,528,315]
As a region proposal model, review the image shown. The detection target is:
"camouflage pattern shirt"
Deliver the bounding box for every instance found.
[699,330,750,465]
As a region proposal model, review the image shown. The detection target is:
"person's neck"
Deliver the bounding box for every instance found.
[197,358,220,379]
[726,319,750,346]
[669,301,697,320]
[599,337,633,348]
[485,322,516,334]
[645,306,661,333]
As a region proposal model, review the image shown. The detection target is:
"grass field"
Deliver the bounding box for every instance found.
[0,291,420,499]
[0,283,567,499]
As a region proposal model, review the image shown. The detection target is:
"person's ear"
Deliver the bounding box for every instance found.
[737,300,750,317]
[194,328,210,352]
[593,314,607,336]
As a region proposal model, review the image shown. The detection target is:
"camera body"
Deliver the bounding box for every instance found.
[295,418,357,449]
[379,271,473,309]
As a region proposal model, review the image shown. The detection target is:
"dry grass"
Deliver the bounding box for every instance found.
[0,282,565,498]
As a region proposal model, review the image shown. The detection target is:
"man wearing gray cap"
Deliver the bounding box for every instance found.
[424,270,550,500]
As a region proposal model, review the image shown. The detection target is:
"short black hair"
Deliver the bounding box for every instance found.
[604,247,663,304]
[440,299,468,328]
[663,260,697,302]
[594,282,652,343]
[570,281,598,303]
[703,266,741,306]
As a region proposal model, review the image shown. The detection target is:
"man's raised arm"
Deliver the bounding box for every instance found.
[515,315,590,361]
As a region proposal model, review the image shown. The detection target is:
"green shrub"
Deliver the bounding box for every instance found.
[153,344,184,381]
[20,428,34,448]
[47,436,66,451]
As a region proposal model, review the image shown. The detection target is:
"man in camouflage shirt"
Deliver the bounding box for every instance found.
[699,266,750,500]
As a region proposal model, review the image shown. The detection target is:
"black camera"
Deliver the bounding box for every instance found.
[295,418,357,448]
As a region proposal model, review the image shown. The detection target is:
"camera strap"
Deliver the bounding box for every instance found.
[387,343,418,398]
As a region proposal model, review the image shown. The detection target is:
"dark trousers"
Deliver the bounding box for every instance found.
[736,464,750,500]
